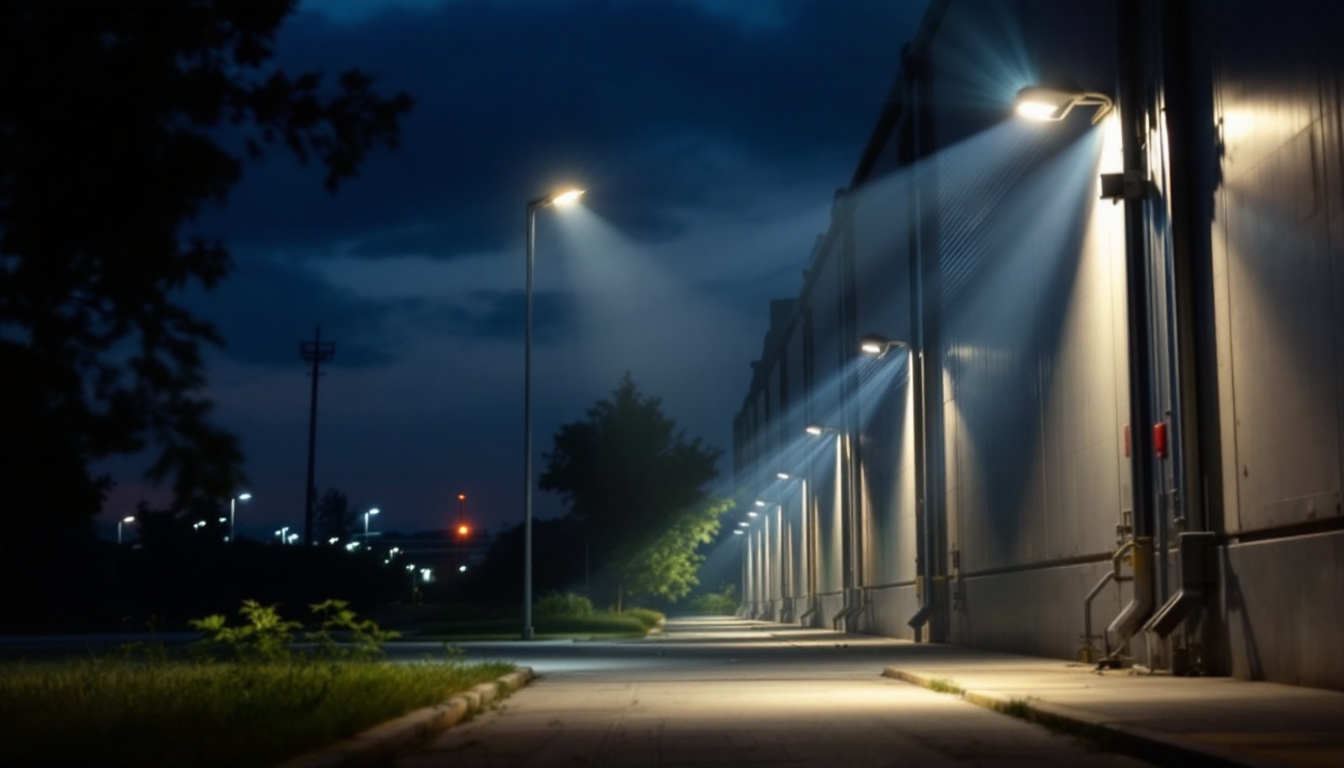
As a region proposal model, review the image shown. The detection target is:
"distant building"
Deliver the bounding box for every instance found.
[735,0,1344,690]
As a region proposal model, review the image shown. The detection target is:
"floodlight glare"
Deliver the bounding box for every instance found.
[1014,86,1113,124]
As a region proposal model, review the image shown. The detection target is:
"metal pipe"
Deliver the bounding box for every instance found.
[1106,536,1154,659]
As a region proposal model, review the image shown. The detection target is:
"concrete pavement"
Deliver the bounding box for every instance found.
[337,617,1344,767]
[880,645,1344,768]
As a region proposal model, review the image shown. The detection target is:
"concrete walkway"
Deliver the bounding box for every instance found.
[879,642,1344,768]
[383,616,1341,768]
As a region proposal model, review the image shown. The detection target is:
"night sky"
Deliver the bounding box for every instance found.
[102,0,929,541]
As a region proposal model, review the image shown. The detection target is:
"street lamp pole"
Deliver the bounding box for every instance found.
[229,492,251,543]
[522,186,583,641]
[118,516,135,545]
[364,507,380,547]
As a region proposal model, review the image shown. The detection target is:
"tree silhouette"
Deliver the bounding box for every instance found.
[0,1,413,557]
[540,373,726,610]
[314,488,356,545]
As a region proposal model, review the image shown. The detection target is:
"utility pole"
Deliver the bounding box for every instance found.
[300,327,335,547]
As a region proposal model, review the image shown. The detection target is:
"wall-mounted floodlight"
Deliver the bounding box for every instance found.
[859,334,912,358]
[1014,86,1113,124]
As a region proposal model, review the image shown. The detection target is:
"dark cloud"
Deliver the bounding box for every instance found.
[188,255,400,368]
[210,0,918,259]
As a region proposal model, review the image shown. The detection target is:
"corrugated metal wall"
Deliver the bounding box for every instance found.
[732,0,1344,689]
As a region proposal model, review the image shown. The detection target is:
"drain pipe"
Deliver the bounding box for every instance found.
[1105,0,1159,661]
[902,45,937,641]
[1105,536,1153,660]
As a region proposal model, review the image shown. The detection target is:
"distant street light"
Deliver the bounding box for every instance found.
[523,185,584,641]
[364,507,380,547]
[229,492,251,543]
[276,526,289,544]
[117,516,135,545]
[287,533,299,545]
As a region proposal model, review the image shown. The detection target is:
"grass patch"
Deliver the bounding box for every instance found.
[926,677,964,695]
[0,656,515,768]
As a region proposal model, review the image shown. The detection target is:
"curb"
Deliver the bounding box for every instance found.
[882,668,1285,768]
[276,667,534,768]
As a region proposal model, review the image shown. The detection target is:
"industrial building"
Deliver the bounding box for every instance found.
[733,0,1343,690]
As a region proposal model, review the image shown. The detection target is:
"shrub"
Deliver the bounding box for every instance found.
[686,587,739,615]
[533,592,594,617]
[620,607,665,629]
[535,613,647,636]
[189,599,399,662]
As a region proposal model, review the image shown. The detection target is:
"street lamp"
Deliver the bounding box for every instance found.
[364,507,380,546]
[1014,85,1113,124]
[276,526,289,544]
[229,492,251,543]
[523,185,584,641]
[117,516,135,545]
[859,333,912,358]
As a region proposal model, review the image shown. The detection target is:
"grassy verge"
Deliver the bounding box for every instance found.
[0,655,514,768]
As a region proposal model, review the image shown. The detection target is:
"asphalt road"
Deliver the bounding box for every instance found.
[385,617,1155,768]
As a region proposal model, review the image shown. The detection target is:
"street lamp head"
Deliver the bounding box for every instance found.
[805,424,840,436]
[738,521,750,527]
[860,333,911,358]
[1014,86,1113,124]
[733,529,744,535]
[776,471,792,480]
[549,188,584,207]
[237,492,252,501]
[123,516,136,524]
[754,500,767,507]
[747,511,758,518]
[368,507,380,516]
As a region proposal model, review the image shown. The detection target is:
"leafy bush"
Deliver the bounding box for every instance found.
[536,613,647,635]
[189,599,400,662]
[686,586,739,615]
[533,592,595,617]
[620,607,665,629]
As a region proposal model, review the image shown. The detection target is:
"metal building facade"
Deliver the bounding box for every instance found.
[733,0,1344,689]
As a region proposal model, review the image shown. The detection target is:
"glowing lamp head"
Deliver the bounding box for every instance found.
[550,188,584,207]
[458,493,466,501]
[805,425,824,436]
[457,524,470,537]
[860,333,910,358]
[1014,86,1113,124]
[776,471,791,480]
